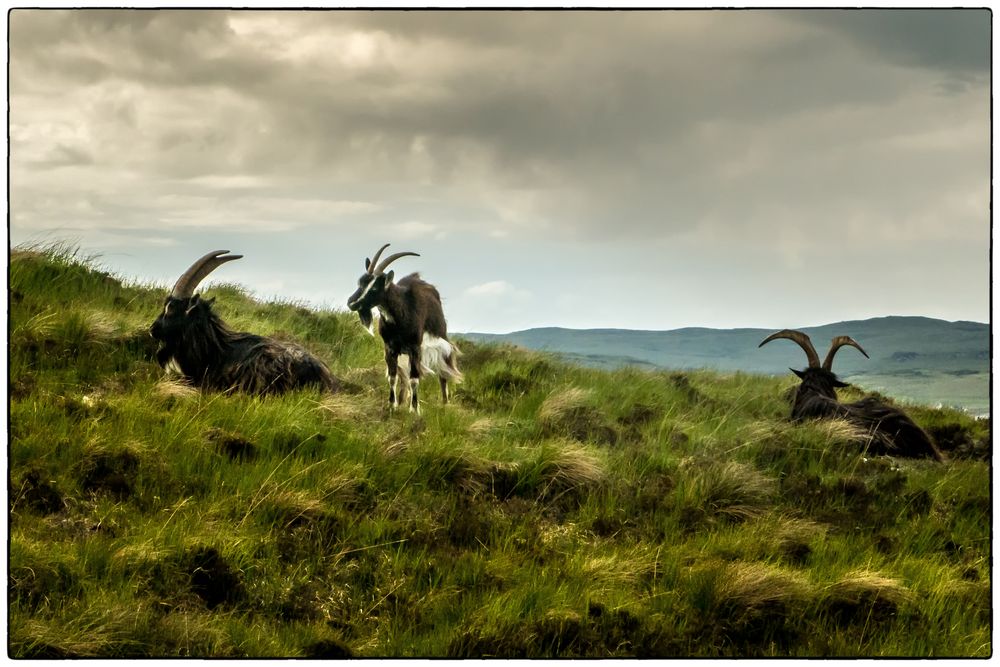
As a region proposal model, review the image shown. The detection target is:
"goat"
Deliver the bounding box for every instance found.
[759,329,943,461]
[150,250,340,395]
[346,243,461,414]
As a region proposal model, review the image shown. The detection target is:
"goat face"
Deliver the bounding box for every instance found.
[347,244,419,333]
[347,271,394,333]
[149,250,243,374]
[760,330,867,415]
[150,295,211,344]
[788,366,851,419]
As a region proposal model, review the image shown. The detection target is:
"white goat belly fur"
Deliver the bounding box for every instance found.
[393,335,461,382]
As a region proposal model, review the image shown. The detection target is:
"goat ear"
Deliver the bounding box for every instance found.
[185,294,201,315]
[832,378,850,388]
[384,270,394,284]
[365,257,372,271]
[791,367,806,380]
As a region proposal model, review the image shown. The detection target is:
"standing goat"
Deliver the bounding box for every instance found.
[346,243,461,414]
[150,250,340,395]
[759,329,943,461]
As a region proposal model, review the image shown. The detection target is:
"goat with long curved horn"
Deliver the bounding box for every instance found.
[822,335,868,371]
[364,243,391,274]
[759,329,822,369]
[373,250,421,276]
[170,250,243,299]
[760,329,942,461]
[150,250,340,395]
[347,242,461,414]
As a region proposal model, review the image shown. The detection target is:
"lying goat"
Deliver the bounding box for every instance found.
[150,250,340,395]
[759,329,943,461]
[346,243,461,413]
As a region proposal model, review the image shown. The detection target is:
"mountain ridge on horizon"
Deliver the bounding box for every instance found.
[469,314,989,337]
[460,315,990,414]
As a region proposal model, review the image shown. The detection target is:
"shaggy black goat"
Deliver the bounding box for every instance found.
[759,329,943,461]
[150,250,340,395]
[346,243,461,413]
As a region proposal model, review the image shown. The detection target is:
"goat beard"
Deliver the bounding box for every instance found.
[357,307,376,336]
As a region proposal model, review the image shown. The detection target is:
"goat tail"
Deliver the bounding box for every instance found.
[420,334,464,383]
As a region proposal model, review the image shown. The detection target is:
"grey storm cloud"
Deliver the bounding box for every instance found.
[791,9,990,73]
[11,10,988,232]
[8,8,990,330]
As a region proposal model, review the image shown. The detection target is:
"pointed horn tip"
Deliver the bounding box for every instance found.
[206,250,243,261]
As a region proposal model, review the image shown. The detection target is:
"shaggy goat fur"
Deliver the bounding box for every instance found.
[762,330,942,461]
[150,251,339,396]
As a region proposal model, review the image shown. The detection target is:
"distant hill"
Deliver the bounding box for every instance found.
[462,317,991,414]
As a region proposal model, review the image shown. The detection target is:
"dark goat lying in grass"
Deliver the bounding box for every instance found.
[150,250,340,395]
[346,243,461,414]
[759,329,943,461]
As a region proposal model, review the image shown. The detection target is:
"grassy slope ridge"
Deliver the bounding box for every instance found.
[463,318,990,414]
[8,246,992,658]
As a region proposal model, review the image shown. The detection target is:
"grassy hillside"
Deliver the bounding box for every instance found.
[464,319,990,415]
[8,245,992,658]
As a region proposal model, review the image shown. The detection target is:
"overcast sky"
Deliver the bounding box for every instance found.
[8,8,991,333]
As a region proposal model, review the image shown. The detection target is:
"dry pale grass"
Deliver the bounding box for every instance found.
[741,417,870,449]
[155,379,199,399]
[578,544,663,588]
[771,517,828,561]
[316,394,370,422]
[379,439,410,459]
[537,387,617,445]
[815,418,872,444]
[10,248,47,262]
[266,488,329,522]
[679,459,777,522]
[536,440,606,498]
[538,386,594,423]
[11,310,58,342]
[714,561,813,614]
[824,570,913,608]
[467,417,501,437]
[342,366,385,394]
[153,610,236,655]
[112,541,174,572]
[83,311,118,342]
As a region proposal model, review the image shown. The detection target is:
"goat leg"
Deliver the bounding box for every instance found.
[385,351,400,411]
[408,351,422,414]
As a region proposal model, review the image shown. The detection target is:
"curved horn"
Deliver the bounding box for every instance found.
[373,251,420,276]
[758,329,821,369]
[822,335,869,371]
[170,250,243,299]
[366,243,391,274]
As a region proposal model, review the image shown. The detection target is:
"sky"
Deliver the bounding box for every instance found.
[8,7,992,333]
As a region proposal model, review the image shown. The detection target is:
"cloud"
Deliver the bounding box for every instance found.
[464,280,523,298]
[10,9,988,247]
[389,220,444,240]
[7,9,989,331]
[789,9,990,74]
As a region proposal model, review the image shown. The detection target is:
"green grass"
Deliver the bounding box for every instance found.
[8,244,992,657]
